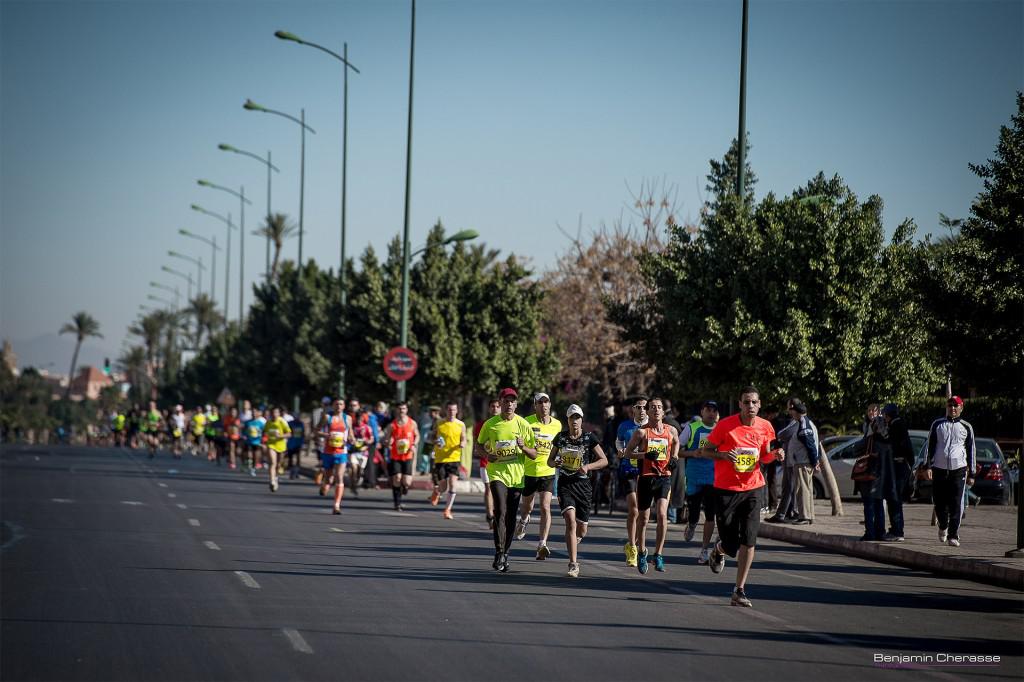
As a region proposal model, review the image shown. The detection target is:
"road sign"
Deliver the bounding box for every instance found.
[383,347,418,382]
[217,387,236,407]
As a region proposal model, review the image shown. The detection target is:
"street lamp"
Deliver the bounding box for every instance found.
[191,203,235,317]
[178,228,220,302]
[397,0,417,403]
[219,143,280,277]
[736,0,749,202]
[243,98,316,267]
[167,250,205,297]
[161,265,194,301]
[198,180,253,321]
[396,228,477,401]
[275,28,360,398]
[147,294,174,309]
[149,281,180,309]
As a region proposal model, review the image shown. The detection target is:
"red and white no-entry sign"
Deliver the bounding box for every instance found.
[383,346,418,382]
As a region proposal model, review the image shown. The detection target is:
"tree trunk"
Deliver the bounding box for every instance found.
[818,442,843,516]
[64,338,82,399]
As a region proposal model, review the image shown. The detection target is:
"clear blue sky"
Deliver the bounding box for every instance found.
[2,0,1021,370]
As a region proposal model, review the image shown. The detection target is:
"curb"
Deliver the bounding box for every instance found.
[758,523,1024,592]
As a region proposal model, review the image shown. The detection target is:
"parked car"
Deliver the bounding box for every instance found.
[911,438,1011,505]
[812,430,929,500]
[822,435,858,453]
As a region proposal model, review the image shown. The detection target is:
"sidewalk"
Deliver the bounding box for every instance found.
[295,449,1023,590]
[758,499,1024,591]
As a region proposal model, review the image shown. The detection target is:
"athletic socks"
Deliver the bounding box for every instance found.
[392,486,401,507]
[446,491,456,510]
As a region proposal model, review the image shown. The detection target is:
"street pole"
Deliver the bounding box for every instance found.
[225,212,232,318]
[736,0,749,202]
[239,186,245,321]
[397,0,416,404]
[299,108,306,268]
[266,150,272,277]
[339,41,350,400]
[211,234,217,300]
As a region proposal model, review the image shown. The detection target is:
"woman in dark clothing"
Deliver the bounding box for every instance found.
[856,416,895,541]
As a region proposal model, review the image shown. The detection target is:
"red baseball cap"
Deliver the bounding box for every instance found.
[948,395,964,407]
[498,387,518,400]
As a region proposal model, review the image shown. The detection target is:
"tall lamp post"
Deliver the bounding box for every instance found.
[736,0,749,202]
[149,281,180,309]
[397,0,417,403]
[395,229,478,401]
[161,266,194,300]
[191,203,235,318]
[199,180,252,321]
[219,143,279,277]
[147,294,175,309]
[178,229,220,301]
[243,99,316,267]
[274,29,360,398]
[168,251,205,299]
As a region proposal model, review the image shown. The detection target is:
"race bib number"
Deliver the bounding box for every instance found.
[493,439,519,462]
[267,427,280,439]
[733,447,758,473]
[397,439,411,455]
[173,429,182,438]
[248,426,260,438]
[560,445,585,472]
[329,433,345,448]
[698,437,709,449]
[354,439,365,450]
[648,437,669,461]
[535,432,554,456]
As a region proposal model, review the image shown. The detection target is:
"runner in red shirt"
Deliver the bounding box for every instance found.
[385,402,419,511]
[698,385,785,608]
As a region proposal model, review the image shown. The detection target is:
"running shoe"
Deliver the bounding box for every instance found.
[697,548,710,565]
[624,542,638,567]
[397,504,405,512]
[430,491,440,506]
[250,468,256,477]
[319,485,328,497]
[938,528,948,543]
[637,548,649,575]
[948,537,960,547]
[514,515,530,541]
[654,553,665,572]
[684,524,697,542]
[731,588,752,607]
[332,507,341,515]
[493,552,502,570]
[271,480,278,493]
[709,544,726,574]
[567,562,580,578]
[498,553,510,572]
[536,545,550,561]
[443,509,453,520]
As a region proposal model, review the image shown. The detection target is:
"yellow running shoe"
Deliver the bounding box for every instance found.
[624,542,638,567]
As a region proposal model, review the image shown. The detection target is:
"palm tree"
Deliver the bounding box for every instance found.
[59,311,102,399]
[117,345,150,404]
[129,312,165,374]
[186,294,224,347]
[253,212,297,279]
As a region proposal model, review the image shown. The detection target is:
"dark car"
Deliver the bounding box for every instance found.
[912,438,1011,505]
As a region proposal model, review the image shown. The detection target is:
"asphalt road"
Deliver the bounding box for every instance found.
[2,444,1022,682]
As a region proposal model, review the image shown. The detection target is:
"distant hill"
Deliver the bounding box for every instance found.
[9,334,117,374]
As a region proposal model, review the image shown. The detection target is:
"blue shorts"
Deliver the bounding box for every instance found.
[320,453,333,469]
[331,453,349,466]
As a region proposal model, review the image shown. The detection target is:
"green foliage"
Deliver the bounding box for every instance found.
[612,152,944,423]
[0,365,55,436]
[919,92,1024,397]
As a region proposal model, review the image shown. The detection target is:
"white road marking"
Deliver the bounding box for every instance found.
[234,571,260,589]
[157,483,167,488]
[167,493,177,498]
[379,511,416,517]
[330,527,347,533]
[34,456,40,461]
[203,541,221,551]
[167,469,179,474]
[120,501,144,506]
[51,498,72,504]
[176,503,188,509]
[282,629,313,654]
[188,519,200,527]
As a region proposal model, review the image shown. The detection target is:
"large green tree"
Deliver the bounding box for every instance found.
[920,92,1024,397]
[613,164,943,422]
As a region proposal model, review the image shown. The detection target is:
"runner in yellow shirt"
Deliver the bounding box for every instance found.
[478,387,538,573]
[514,392,562,560]
[429,400,467,520]
[264,407,291,493]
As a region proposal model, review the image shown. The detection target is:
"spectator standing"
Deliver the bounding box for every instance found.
[781,399,819,525]
[857,416,894,541]
[925,396,976,547]
[881,404,912,541]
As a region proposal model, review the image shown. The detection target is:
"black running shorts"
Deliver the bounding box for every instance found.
[388,459,413,477]
[637,475,672,510]
[715,487,762,556]
[557,476,593,523]
[523,475,555,497]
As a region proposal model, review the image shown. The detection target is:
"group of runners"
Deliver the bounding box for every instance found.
[105,382,784,608]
